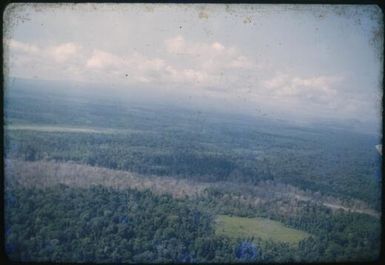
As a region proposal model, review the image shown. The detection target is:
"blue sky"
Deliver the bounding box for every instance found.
[3,4,383,131]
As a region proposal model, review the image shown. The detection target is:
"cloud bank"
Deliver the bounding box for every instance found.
[3,4,383,132]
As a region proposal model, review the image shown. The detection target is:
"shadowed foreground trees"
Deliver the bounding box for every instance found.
[5,183,380,263]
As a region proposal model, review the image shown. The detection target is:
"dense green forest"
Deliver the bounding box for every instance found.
[4,78,382,262]
[5,183,380,263]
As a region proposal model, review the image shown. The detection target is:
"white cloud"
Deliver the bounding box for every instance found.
[4,38,346,108]
[164,35,254,71]
[6,39,40,54]
[86,49,121,69]
[211,42,225,51]
[6,39,82,63]
[161,35,259,90]
[164,35,185,54]
[85,50,169,83]
[6,36,260,91]
[49,42,80,63]
[5,39,88,81]
[80,36,256,87]
[227,55,254,69]
[263,73,343,102]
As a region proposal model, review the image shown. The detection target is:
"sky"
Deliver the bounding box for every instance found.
[3,3,383,132]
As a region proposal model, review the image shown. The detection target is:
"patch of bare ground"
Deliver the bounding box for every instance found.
[5,159,209,198]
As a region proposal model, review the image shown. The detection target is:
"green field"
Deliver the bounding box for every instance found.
[215,215,311,244]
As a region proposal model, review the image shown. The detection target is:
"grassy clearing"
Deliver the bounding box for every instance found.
[215,215,310,244]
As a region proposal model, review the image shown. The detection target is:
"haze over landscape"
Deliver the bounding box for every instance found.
[4,4,382,132]
[3,3,383,263]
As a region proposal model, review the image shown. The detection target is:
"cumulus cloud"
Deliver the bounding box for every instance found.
[3,38,345,106]
[164,35,230,57]
[164,35,185,54]
[263,73,343,103]
[83,44,211,85]
[6,35,259,90]
[3,37,374,127]
[161,35,259,89]
[86,49,121,69]
[6,39,40,54]
[6,39,81,62]
[5,39,88,81]
[49,42,80,63]
[164,35,254,70]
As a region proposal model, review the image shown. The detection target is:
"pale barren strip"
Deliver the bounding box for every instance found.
[5,159,380,218]
[5,159,210,198]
